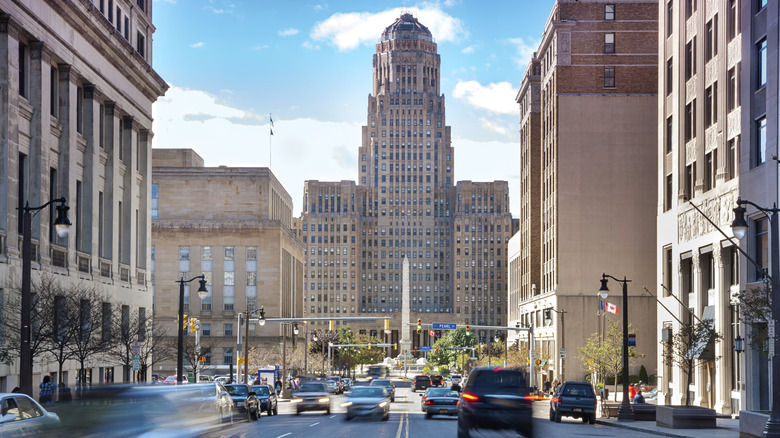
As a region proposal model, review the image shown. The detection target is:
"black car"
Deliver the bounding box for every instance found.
[412,375,431,392]
[223,384,260,421]
[430,375,444,387]
[291,381,331,415]
[251,384,278,416]
[549,381,597,424]
[369,379,395,402]
[457,366,533,438]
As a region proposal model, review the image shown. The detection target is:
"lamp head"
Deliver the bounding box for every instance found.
[735,335,744,353]
[197,277,209,300]
[293,322,299,336]
[731,204,749,240]
[258,306,266,326]
[598,275,609,300]
[54,202,71,238]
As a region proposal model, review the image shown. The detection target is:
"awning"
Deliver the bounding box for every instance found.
[686,306,716,360]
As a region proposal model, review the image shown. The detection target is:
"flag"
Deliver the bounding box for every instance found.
[270,114,274,135]
[606,301,618,315]
[429,329,436,337]
[599,300,605,311]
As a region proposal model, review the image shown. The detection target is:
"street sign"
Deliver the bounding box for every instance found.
[432,323,457,330]
[132,354,139,371]
[530,350,536,359]
[628,333,636,347]
[419,346,432,352]
[559,348,566,359]
[770,320,776,338]
[132,341,140,355]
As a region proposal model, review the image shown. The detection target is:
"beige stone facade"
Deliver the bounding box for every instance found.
[509,0,659,386]
[152,149,304,378]
[0,0,166,390]
[656,0,778,414]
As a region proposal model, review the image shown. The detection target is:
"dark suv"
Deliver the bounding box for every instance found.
[413,375,431,392]
[549,381,597,424]
[430,375,443,387]
[457,366,533,438]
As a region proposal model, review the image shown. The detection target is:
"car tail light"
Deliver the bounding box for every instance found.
[524,395,548,401]
[551,397,561,403]
[461,393,479,402]
[425,400,433,405]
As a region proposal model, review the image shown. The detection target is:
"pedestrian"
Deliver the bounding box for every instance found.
[39,375,55,404]
[628,383,638,401]
[11,387,20,393]
[633,389,645,404]
[275,378,282,395]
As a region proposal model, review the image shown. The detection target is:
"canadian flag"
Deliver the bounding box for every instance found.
[606,301,619,315]
[429,329,436,337]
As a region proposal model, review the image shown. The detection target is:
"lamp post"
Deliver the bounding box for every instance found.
[598,273,634,421]
[19,198,71,396]
[545,308,567,382]
[732,198,780,437]
[241,306,265,384]
[176,275,208,384]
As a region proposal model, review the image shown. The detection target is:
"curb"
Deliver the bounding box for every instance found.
[594,419,733,438]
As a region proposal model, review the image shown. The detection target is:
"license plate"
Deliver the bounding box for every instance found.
[573,408,582,412]
[440,409,448,414]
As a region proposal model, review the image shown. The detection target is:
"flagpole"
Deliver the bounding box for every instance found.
[269,113,273,168]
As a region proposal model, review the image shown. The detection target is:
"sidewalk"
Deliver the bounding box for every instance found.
[595,416,739,437]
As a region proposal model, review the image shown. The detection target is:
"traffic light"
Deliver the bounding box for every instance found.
[465,325,471,336]
[182,314,188,330]
[189,317,200,333]
[394,342,398,351]
[384,319,390,331]
[536,359,542,366]
[416,318,422,334]
[435,347,439,353]
[328,320,334,331]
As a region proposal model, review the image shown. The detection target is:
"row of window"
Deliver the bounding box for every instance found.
[178,246,257,262]
[95,0,148,59]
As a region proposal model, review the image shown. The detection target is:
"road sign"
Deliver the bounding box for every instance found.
[432,323,457,330]
[530,349,536,359]
[771,320,776,338]
[419,346,432,352]
[559,348,566,359]
[132,354,139,371]
[628,333,636,347]
[132,341,140,355]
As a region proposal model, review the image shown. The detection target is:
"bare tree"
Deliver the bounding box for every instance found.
[738,282,771,352]
[65,283,112,388]
[660,317,720,406]
[2,274,62,367]
[42,289,78,390]
[138,317,176,382]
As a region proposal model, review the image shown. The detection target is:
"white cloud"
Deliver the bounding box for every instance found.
[508,37,540,69]
[251,44,270,50]
[311,6,465,51]
[314,3,325,11]
[190,42,205,48]
[479,117,510,135]
[461,45,476,54]
[452,80,518,115]
[302,41,321,50]
[279,28,299,36]
[152,86,361,215]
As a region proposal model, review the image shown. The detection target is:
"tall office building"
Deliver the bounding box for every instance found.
[0,0,167,390]
[509,0,659,385]
[298,14,514,348]
[657,0,777,414]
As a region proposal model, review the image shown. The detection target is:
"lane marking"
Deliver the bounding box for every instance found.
[329,415,336,418]
[404,410,409,438]
[394,411,404,438]
[308,422,320,427]
[275,434,292,438]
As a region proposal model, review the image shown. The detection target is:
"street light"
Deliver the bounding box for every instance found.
[176,275,208,384]
[242,306,265,384]
[598,273,634,421]
[731,198,780,437]
[19,198,71,396]
[735,335,744,354]
[545,308,567,382]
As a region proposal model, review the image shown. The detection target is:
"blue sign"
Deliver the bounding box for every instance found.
[432,323,457,330]
[419,346,432,352]
[628,334,636,347]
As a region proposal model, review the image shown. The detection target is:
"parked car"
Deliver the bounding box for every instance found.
[292,381,331,415]
[369,379,395,402]
[450,375,462,385]
[343,386,390,421]
[430,375,444,387]
[251,384,278,416]
[162,375,189,385]
[325,380,340,394]
[342,378,353,390]
[325,376,343,394]
[457,366,534,438]
[0,393,60,436]
[549,381,597,424]
[412,375,431,392]
[421,387,460,419]
[223,384,260,421]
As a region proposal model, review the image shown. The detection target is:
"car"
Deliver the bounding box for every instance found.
[412,375,431,392]
[451,375,462,385]
[342,386,390,421]
[430,375,444,387]
[421,387,460,418]
[549,381,597,424]
[342,378,353,390]
[0,393,60,436]
[191,382,233,424]
[162,375,188,385]
[291,381,331,415]
[457,366,534,438]
[251,384,278,416]
[369,379,395,402]
[325,376,343,394]
[325,380,340,394]
[223,384,260,421]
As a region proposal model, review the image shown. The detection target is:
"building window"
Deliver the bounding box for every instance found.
[666,57,673,95]
[76,86,84,134]
[704,150,716,191]
[18,43,28,98]
[666,116,674,153]
[756,117,767,165]
[223,347,233,365]
[151,184,158,219]
[179,246,190,261]
[758,0,767,10]
[728,0,739,40]
[224,323,233,337]
[136,32,145,58]
[604,33,615,53]
[684,100,696,141]
[685,0,696,18]
[758,38,767,87]
[727,66,739,111]
[705,16,718,61]
[704,82,717,127]
[753,217,769,281]
[664,174,673,211]
[726,138,737,180]
[684,162,695,200]
[50,66,58,116]
[202,323,211,337]
[224,297,234,312]
[225,246,234,261]
[605,4,615,20]
[667,0,674,36]
[247,246,257,261]
[604,67,615,88]
[685,38,696,80]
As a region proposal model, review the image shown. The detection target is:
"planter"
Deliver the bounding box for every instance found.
[739,410,769,438]
[656,405,716,429]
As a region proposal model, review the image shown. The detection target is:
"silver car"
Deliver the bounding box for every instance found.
[343,386,390,421]
[420,387,460,418]
[0,393,60,437]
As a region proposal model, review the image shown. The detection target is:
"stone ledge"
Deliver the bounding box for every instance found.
[656,405,717,429]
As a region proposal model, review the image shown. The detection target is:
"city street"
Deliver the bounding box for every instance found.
[200,381,663,438]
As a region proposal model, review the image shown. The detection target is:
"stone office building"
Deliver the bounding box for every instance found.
[0,0,166,390]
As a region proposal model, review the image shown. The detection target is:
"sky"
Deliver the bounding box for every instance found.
[150,0,557,217]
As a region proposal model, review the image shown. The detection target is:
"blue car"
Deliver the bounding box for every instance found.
[251,384,278,416]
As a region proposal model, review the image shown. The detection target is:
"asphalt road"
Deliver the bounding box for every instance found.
[205,381,662,438]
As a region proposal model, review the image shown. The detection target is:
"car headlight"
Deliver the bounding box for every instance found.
[319,397,330,403]
[291,398,303,403]
[379,401,388,408]
[341,401,353,407]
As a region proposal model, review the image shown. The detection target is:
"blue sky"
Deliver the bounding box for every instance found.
[151,0,557,216]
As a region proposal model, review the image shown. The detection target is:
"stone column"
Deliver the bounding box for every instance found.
[103,101,116,271]
[714,244,732,414]
[0,14,21,256]
[55,64,73,251]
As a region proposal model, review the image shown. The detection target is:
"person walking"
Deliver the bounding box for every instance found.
[39,376,55,404]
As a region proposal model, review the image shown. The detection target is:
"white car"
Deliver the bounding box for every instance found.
[0,393,60,437]
[451,375,462,385]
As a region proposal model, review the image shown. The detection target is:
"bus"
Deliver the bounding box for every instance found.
[367,365,386,380]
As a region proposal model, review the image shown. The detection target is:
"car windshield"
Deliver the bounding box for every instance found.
[427,388,458,397]
[224,385,248,396]
[199,385,218,397]
[251,386,270,396]
[416,376,430,381]
[471,370,526,388]
[350,387,385,398]
[562,384,595,397]
[300,382,326,392]
[370,380,389,386]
